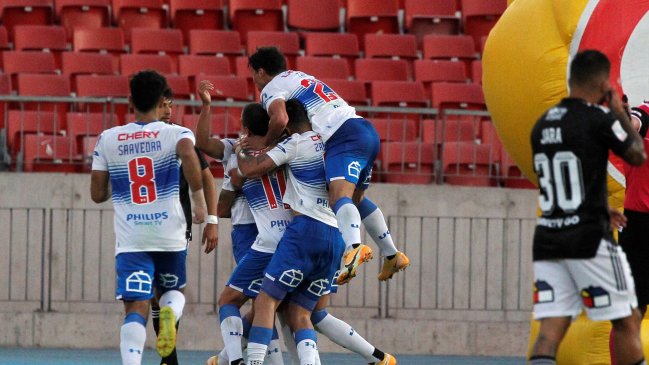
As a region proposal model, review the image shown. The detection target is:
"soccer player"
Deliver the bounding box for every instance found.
[246,47,410,285]
[149,87,219,365]
[90,70,207,365]
[528,50,647,365]
[238,99,397,365]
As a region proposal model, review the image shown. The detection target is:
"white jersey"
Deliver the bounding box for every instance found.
[221,138,255,225]
[266,131,337,227]
[92,121,193,254]
[260,70,360,142]
[225,157,292,253]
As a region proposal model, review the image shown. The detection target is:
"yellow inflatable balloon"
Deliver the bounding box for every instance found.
[484,0,649,208]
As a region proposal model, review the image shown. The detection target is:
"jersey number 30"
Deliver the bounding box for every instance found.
[128,157,157,204]
[533,151,584,214]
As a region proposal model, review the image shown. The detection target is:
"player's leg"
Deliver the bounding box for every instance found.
[247,292,283,365]
[277,310,300,365]
[611,312,644,365]
[286,302,319,365]
[154,250,189,358]
[619,210,649,316]
[116,252,156,365]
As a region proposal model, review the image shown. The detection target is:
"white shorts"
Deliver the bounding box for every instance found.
[533,239,637,321]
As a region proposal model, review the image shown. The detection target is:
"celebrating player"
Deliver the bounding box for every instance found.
[238,99,397,365]
[90,70,207,365]
[528,50,646,365]
[246,47,409,285]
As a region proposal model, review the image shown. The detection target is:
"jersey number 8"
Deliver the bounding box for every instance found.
[128,156,157,204]
[533,151,584,214]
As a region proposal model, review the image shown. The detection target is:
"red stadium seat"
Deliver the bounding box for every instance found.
[13,25,67,69]
[163,74,191,121]
[0,27,9,67]
[371,81,427,108]
[130,28,183,72]
[287,0,340,32]
[304,32,360,73]
[501,148,535,189]
[346,0,399,48]
[460,0,507,50]
[3,51,58,80]
[195,75,250,102]
[16,73,71,127]
[120,54,174,77]
[442,141,496,186]
[296,57,350,80]
[0,0,54,38]
[73,27,126,72]
[112,0,166,42]
[179,55,231,89]
[432,82,485,110]
[65,111,115,152]
[364,33,418,61]
[181,112,240,138]
[471,60,482,84]
[404,0,459,46]
[6,110,58,155]
[75,75,130,121]
[422,35,477,65]
[320,79,367,105]
[414,60,466,94]
[247,31,300,69]
[21,134,79,172]
[0,74,12,128]
[188,30,243,71]
[169,0,225,42]
[381,142,435,184]
[372,118,417,142]
[235,55,256,98]
[421,118,476,144]
[229,0,283,44]
[355,59,409,83]
[55,0,111,40]
[62,52,114,91]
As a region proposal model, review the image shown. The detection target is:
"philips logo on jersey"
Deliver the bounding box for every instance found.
[271,219,291,228]
[126,211,169,225]
[316,198,329,208]
[118,131,160,140]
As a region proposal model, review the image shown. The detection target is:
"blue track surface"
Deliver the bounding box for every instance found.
[0,348,525,365]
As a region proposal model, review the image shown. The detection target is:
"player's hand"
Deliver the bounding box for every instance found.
[198,80,214,106]
[193,205,206,224]
[608,89,627,118]
[609,207,627,230]
[239,135,267,152]
[201,222,218,254]
[228,168,245,189]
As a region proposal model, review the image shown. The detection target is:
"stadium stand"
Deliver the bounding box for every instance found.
[404,0,460,46]
[73,27,126,72]
[0,0,54,38]
[346,0,399,47]
[55,0,111,40]
[296,57,350,80]
[13,25,67,68]
[61,52,114,91]
[229,0,283,44]
[247,31,301,69]
[169,0,225,43]
[286,0,340,33]
[111,0,166,42]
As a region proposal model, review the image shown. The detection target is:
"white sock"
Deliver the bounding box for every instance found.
[296,339,318,365]
[314,352,321,365]
[220,309,244,362]
[246,342,267,365]
[218,349,229,365]
[120,322,146,365]
[265,339,284,365]
[277,313,299,365]
[313,312,375,362]
[159,290,186,320]
[334,200,362,248]
[362,208,398,257]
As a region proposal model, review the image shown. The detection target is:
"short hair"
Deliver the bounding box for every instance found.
[162,87,173,100]
[569,50,610,88]
[130,70,169,113]
[285,99,309,130]
[248,47,287,76]
[242,103,270,136]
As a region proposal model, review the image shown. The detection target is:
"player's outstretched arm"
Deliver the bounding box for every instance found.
[201,167,218,253]
[610,90,647,166]
[236,149,278,178]
[195,80,226,159]
[178,138,207,223]
[216,189,235,218]
[90,170,110,203]
[264,99,289,146]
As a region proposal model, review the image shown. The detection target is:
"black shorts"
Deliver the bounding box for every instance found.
[619,209,649,307]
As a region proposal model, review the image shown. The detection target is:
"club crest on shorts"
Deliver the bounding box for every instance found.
[347,161,361,178]
[126,271,152,294]
[248,278,263,294]
[158,273,179,288]
[533,280,554,304]
[279,269,304,288]
[581,286,611,308]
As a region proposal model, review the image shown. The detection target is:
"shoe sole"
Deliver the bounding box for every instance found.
[157,306,177,358]
[337,247,373,285]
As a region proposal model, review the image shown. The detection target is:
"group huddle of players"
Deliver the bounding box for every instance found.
[90,46,411,365]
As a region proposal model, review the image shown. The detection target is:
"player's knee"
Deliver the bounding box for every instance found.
[218,288,245,308]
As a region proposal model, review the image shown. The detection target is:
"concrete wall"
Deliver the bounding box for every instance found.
[0,173,537,356]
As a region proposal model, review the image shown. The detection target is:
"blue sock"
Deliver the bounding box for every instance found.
[357,198,378,219]
[310,309,328,326]
[249,326,274,346]
[124,312,147,326]
[272,325,279,340]
[332,197,354,214]
[294,328,318,345]
[242,316,252,339]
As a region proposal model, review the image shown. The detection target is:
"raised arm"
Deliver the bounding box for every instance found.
[195,80,226,159]
[264,99,289,146]
[610,91,647,166]
[177,138,206,223]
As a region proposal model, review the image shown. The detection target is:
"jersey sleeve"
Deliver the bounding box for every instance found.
[91,132,107,171]
[631,103,649,138]
[176,126,196,144]
[597,111,635,157]
[195,147,209,170]
[265,135,297,166]
[221,138,235,162]
[260,77,291,111]
[222,157,239,192]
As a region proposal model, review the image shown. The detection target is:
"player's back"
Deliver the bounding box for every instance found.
[531,98,630,259]
[93,121,194,253]
[226,157,292,253]
[260,70,360,142]
[267,131,336,227]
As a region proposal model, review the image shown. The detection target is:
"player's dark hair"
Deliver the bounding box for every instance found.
[569,50,610,88]
[242,103,270,136]
[162,87,173,100]
[286,99,310,130]
[248,47,287,76]
[130,70,169,113]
